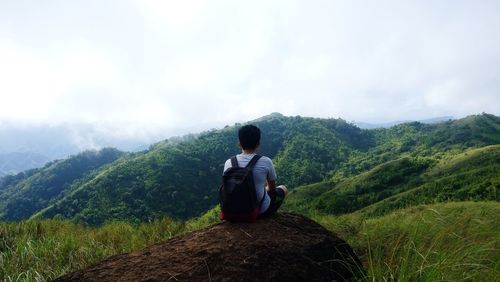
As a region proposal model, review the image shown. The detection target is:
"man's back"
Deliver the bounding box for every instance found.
[223,153,276,214]
[219,124,286,221]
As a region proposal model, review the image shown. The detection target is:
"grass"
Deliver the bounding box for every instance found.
[314,201,500,281]
[0,216,214,281]
[1,202,498,281]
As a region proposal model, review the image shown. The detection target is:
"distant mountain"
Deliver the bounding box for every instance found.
[1,113,498,225]
[0,152,51,177]
[0,148,125,220]
[0,122,153,176]
[355,116,454,129]
[0,116,457,175]
[419,116,455,124]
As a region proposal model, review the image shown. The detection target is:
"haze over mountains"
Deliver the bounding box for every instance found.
[0,122,156,177]
[354,116,454,129]
[0,114,458,177]
[0,112,498,225]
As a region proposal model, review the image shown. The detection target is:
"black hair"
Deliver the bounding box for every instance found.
[238,125,261,150]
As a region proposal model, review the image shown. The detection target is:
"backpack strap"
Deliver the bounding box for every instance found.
[246,155,265,208]
[230,156,239,168]
[245,155,261,169]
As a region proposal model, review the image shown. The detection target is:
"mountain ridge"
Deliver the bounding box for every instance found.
[0,113,498,225]
[355,115,455,129]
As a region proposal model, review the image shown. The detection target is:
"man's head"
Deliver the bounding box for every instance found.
[238,124,261,150]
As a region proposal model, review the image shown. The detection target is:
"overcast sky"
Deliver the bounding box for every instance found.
[1,0,499,139]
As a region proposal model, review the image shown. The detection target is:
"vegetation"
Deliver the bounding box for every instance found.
[1,113,498,225]
[1,202,497,281]
[0,113,499,280]
[315,202,499,281]
[360,145,499,216]
[4,114,372,225]
[0,210,219,281]
[0,148,125,221]
[285,145,499,217]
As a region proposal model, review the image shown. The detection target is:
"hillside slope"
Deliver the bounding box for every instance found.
[1,202,497,281]
[316,201,500,281]
[360,145,500,216]
[286,145,500,216]
[34,115,368,225]
[0,148,125,220]
[1,113,499,225]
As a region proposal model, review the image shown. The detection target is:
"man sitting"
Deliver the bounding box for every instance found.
[221,124,288,220]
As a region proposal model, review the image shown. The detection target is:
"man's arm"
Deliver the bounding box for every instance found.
[266,157,278,192]
[223,159,231,174]
[266,179,277,192]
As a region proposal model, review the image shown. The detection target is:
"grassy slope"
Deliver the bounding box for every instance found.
[285,145,500,217]
[0,210,219,281]
[1,203,497,281]
[284,157,430,215]
[315,202,500,281]
[360,145,499,216]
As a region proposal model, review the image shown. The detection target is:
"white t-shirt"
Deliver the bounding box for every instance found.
[223,153,277,214]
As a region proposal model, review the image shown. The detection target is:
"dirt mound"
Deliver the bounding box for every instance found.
[55,213,363,281]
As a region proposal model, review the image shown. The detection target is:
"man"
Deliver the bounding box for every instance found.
[222,124,288,219]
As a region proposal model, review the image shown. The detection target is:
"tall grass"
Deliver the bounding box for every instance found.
[1,203,498,281]
[315,201,500,281]
[0,217,200,281]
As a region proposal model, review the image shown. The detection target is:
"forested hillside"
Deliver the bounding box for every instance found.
[285,145,499,216]
[1,113,499,225]
[0,148,125,221]
[33,114,370,225]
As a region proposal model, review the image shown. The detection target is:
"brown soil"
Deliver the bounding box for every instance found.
[54,213,363,282]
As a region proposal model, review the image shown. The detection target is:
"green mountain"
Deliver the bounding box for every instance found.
[285,144,499,216]
[1,113,498,226]
[32,115,369,225]
[0,148,125,221]
[360,145,499,216]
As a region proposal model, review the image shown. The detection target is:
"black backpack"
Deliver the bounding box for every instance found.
[219,155,264,221]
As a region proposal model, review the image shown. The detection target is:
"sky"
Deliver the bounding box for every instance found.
[0,0,499,140]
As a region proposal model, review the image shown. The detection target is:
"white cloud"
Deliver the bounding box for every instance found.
[0,0,498,138]
[0,38,63,120]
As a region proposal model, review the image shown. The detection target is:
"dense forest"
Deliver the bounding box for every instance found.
[0,113,498,226]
